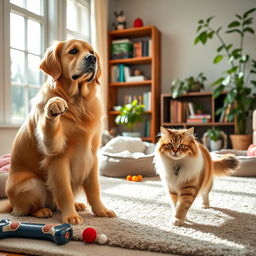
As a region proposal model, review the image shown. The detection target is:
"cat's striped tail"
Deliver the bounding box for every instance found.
[213,154,240,176]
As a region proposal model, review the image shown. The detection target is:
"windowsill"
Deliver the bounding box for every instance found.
[0,124,21,129]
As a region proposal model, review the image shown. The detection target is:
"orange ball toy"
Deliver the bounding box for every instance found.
[137,175,143,181]
[126,175,133,181]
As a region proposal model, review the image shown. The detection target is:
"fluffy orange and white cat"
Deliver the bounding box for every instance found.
[154,127,239,226]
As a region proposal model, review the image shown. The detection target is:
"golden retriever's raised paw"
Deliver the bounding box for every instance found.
[31,208,53,218]
[62,214,83,225]
[74,202,86,211]
[45,97,68,119]
[93,207,117,218]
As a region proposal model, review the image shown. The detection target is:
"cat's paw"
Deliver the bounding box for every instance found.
[202,204,210,209]
[172,218,184,226]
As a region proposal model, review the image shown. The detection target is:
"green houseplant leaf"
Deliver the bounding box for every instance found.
[115,100,144,132]
[171,73,207,98]
[227,21,240,28]
[194,8,256,134]
[206,128,221,141]
[213,55,224,64]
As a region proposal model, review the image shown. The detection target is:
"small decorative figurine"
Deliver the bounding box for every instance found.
[113,11,127,30]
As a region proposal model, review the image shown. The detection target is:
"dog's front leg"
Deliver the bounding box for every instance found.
[84,156,116,218]
[37,97,67,155]
[47,158,83,225]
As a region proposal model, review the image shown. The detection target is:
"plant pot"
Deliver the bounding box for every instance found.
[230,134,252,150]
[122,132,141,138]
[210,139,222,151]
[189,82,203,92]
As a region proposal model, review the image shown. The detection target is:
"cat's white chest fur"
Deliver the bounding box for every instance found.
[154,149,204,192]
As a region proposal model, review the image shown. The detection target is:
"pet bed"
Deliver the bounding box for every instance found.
[211,149,256,177]
[98,136,157,177]
[0,154,10,198]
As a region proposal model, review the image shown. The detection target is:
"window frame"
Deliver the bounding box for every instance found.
[2,0,47,124]
[0,0,91,125]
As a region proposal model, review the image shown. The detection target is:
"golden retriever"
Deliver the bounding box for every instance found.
[0,39,116,224]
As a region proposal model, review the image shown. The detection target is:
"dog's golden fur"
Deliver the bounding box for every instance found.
[0,39,116,224]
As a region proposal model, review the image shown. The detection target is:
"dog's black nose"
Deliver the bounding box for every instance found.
[85,54,96,65]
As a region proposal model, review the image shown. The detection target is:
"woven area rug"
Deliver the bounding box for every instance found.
[0,175,256,256]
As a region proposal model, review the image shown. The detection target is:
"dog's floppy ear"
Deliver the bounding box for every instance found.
[40,42,63,81]
[95,52,101,85]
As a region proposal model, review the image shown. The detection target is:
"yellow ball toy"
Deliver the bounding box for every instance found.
[132,176,139,182]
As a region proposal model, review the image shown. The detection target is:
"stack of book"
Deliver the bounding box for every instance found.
[186,114,211,123]
[169,100,211,123]
[111,65,145,83]
[111,38,152,59]
[170,100,186,123]
[133,39,152,57]
[111,39,133,59]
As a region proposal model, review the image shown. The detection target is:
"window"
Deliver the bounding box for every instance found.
[2,0,46,124]
[66,0,91,41]
[0,0,91,125]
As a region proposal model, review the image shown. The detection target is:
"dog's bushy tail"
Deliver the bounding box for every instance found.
[213,154,240,176]
[0,199,12,213]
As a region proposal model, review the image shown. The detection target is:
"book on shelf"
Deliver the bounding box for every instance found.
[187,114,211,123]
[119,64,125,82]
[111,39,133,59]
[133,39,152,58]
[111,38,151,60]
[188,114,211,119]
[126,76,144,82]
[111,65,145,83]
[143,92,151,111]
[188,102,195,116]
[169,100,211,123]
[186,116,211,123]
[170,100,188,123]
[145,120,150,137]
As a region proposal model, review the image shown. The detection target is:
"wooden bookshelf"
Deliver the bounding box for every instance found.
[109,110,152,115]
[161,92,236,146]
[109,57,152,65]
[110,80,152,87]
[108,26,161,143]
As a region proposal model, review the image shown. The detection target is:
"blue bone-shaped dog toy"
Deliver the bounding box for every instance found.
[0,219,73,245]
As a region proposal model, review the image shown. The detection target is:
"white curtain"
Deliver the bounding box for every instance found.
[91,0,109,129]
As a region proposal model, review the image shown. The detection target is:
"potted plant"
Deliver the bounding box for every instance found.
[206,128,222,151]
[115,100,144,137]
[194,8,256,150]
[171,72,207,98]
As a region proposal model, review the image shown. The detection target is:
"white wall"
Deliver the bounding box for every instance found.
[108,0,256,93]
